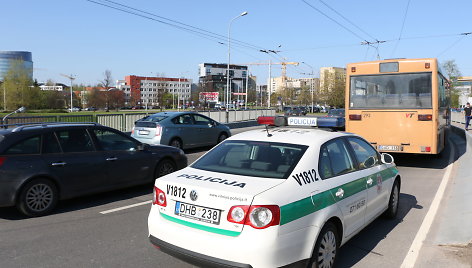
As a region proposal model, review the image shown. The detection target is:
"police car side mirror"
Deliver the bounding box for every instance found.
[362,156,376,168]
[381,153,394,164]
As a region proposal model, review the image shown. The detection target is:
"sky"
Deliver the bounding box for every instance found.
[2,0,471,86]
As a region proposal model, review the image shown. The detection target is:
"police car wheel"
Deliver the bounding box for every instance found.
[384,180,400,219]
[309,222,339,268]
[17,178,58,217]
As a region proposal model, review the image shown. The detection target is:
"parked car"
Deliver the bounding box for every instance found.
[327,108,345,118]
[284,107,304,116]
[0,123,187,217]
[84,107,97,111]
[131,112,231,150]
[68,107,81,112]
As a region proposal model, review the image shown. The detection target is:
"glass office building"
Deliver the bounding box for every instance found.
[0,51,33,81]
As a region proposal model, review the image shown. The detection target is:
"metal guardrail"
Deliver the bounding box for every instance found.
[0,109,276,131]
[451,111,466,124]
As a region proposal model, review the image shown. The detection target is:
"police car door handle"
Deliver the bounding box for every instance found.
[51,162,66,167]
[106,157,118,161]
[335,188,344,198]
[367,178,373,186]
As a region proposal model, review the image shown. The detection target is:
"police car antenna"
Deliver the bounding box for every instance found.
[265,125,272,137]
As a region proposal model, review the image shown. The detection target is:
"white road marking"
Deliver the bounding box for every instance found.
[100,200,152,215]
[401,146,455,268]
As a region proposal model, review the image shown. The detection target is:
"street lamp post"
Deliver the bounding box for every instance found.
[302,62,315,113]
[226,11,248,108]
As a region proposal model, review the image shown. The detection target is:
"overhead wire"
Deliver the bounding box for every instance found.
[317,0,377,41]
[86,0,266,52]
[390,0,412,57]
[301,0,368,42]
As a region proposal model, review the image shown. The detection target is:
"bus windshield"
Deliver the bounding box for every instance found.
[349,72,432,109]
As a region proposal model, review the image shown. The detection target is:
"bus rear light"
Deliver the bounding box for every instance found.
[0,157,6,167]
[349,114,362,120]
[152,186,167,207]
[418,114,432,121]
[421,146,431,152]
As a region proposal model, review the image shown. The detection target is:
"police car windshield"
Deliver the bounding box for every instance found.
[191,140,308,179]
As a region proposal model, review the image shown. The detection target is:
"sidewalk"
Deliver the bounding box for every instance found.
[414,121,472,267]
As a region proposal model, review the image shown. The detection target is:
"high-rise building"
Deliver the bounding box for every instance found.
[319,67,346,93]
[0,51,33,81]
[198,63,248,103]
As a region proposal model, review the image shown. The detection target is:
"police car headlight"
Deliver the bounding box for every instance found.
[249,207,273,228]
[231,207,246,223]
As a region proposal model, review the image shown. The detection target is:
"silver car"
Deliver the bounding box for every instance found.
[131,112,231,149]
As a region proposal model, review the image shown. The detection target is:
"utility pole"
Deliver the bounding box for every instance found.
[60,74,76,111]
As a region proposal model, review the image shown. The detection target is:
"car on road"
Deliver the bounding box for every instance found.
[147,115,401,268]
[327,108,345,118]
[284,107,304,116]
[131,112,231,150]
[0,123,187,217]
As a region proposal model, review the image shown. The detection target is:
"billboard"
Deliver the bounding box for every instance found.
[199,92,219,102]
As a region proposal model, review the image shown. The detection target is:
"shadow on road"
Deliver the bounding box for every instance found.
[337,193,420,267]
[392,128,465,169]
[0,183,154,220]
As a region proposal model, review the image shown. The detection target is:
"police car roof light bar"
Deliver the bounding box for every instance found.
[257,116,345,129]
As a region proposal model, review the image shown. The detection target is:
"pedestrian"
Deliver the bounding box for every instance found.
[464,102,472,131]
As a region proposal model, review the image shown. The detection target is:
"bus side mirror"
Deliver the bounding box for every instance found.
[381,153,394,164]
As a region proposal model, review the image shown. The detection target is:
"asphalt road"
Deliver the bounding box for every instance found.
[0,127,463,268]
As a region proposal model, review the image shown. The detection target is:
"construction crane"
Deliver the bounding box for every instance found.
[243,61,299,84]
[60,74,76,111]
[241,61,299,107]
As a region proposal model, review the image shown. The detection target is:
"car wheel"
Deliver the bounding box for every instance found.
[169,138,182,149]
[17,178,58,217]
[217,133,228,143]
[384,180,400,219]
[308,222,339,268]
[154,159,177,179]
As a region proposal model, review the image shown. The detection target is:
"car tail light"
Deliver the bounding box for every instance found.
[131,127,135,135]
[349,114,362,120]
[152,186,167,207]
[418,114,432,121]
[0,157,6,167]
[228,205,249,224]
[155,125,162,136]
[228,205,280,229]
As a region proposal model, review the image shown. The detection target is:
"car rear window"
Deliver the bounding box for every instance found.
[140,115,167,122]
[191,140,308,179]
[135,115,167,128]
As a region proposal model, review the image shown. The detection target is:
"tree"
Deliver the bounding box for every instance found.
[2,59,34,110]
[442,60,462,107]
[99,70,113,89]
[105,90,124,109]
[320,72,345,108]
[87,88,107,108]
[298,86,311,106]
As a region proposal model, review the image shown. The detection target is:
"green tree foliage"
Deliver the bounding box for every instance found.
[1,59,34,110]
[320,72,345,108]
[442,60,462,107]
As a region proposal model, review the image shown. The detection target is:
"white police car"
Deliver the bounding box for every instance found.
[148,116,400,268]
